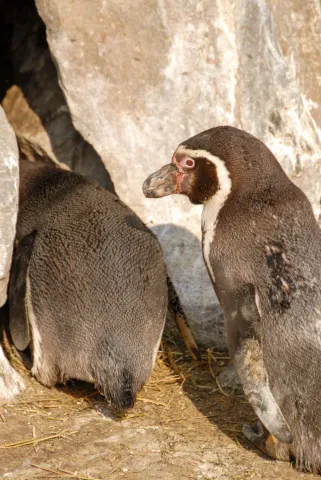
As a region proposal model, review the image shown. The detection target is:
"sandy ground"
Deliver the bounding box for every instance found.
[0,340,318,480]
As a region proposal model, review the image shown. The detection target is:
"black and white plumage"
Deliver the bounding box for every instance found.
[143,126,321,471]
[9,159,169,410]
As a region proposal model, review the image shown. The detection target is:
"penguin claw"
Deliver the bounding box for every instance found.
[243,421,289,461]
[166,275,201,361]
[243,422,268,453]
[254,420,265,436]
[243,423,261,443]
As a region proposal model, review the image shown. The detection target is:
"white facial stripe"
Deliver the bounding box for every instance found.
[176,146,232,283]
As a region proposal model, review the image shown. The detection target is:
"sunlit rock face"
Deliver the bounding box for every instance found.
[35,0,321,346]
[0,105,25,401]
[0,106,19,307]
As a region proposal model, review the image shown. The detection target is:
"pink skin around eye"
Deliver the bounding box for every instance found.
[171,154,194,193]
[172,154,194,171]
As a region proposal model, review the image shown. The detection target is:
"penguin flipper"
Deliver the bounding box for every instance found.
[9,230,37,351]
[219,282,293,444]
[167,275,201,361]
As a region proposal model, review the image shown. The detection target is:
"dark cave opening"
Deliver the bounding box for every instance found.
[0,0,115,193]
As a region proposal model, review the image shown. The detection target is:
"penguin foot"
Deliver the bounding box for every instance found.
[12,345,33,370]
[166,276,201,361]
[243,421,291,461]
[174,312,201,361]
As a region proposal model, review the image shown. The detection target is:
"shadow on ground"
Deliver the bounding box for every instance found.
[1,339,313,480]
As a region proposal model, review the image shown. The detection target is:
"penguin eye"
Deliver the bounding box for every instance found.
[184,158,195,168]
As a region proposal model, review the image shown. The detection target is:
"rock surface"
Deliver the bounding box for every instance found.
[0,105,24,400]
[33,0,321,346]
[0,106,19,307]
[1,5,114,191]
[0,345,25,402]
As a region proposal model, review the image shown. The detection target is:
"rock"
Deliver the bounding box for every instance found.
[0,345,25,403]
[0,105,25,401]
[1,5,114,191]
[3,85,68,169]
[0,106,18,306]
[32,0,321,347]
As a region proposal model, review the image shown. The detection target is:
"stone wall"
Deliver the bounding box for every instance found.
[0,105,25,401]
[0,106,19,307]
[1,2,114,191]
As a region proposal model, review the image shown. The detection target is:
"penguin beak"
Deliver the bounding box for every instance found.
[142,164,179,198]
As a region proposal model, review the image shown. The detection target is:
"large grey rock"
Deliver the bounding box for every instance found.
[36,0,321,346]
[0,345,25,403]
[0,106,19,306]
[0,105,25,401]
[2,7,114,191]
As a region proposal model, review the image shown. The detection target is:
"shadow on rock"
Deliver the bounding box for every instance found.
[0,0,115,193]
[151,223,226,348]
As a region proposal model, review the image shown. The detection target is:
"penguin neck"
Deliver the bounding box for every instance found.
[19,159,54,206]
[201,159,232,284]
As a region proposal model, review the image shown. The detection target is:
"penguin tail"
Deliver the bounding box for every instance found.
[110,369,136,410]
[96,364,137,410]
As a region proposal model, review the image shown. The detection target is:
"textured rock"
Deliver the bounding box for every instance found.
[0,345,25,403]
[0,105,24,400]
[1,6,114,191]
[36,0,321,346]
[0,106,19,306]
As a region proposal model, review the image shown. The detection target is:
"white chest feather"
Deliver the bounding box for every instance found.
[200,155,232,283]
[175,146,232,283]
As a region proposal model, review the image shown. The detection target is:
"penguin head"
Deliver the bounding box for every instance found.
[142,152,221,205]
[143,127,232,205]
[143,126,283,205]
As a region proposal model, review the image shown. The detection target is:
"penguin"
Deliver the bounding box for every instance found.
[142,126,321,471]
[9,158,198,410]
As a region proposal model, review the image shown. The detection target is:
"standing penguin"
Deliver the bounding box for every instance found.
[143,126,321,471]
[8,158,198,410]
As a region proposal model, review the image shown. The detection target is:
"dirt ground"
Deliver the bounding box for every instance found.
[0,339,318,480]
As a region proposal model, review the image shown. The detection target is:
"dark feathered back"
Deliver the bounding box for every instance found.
[11,160,168,409]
